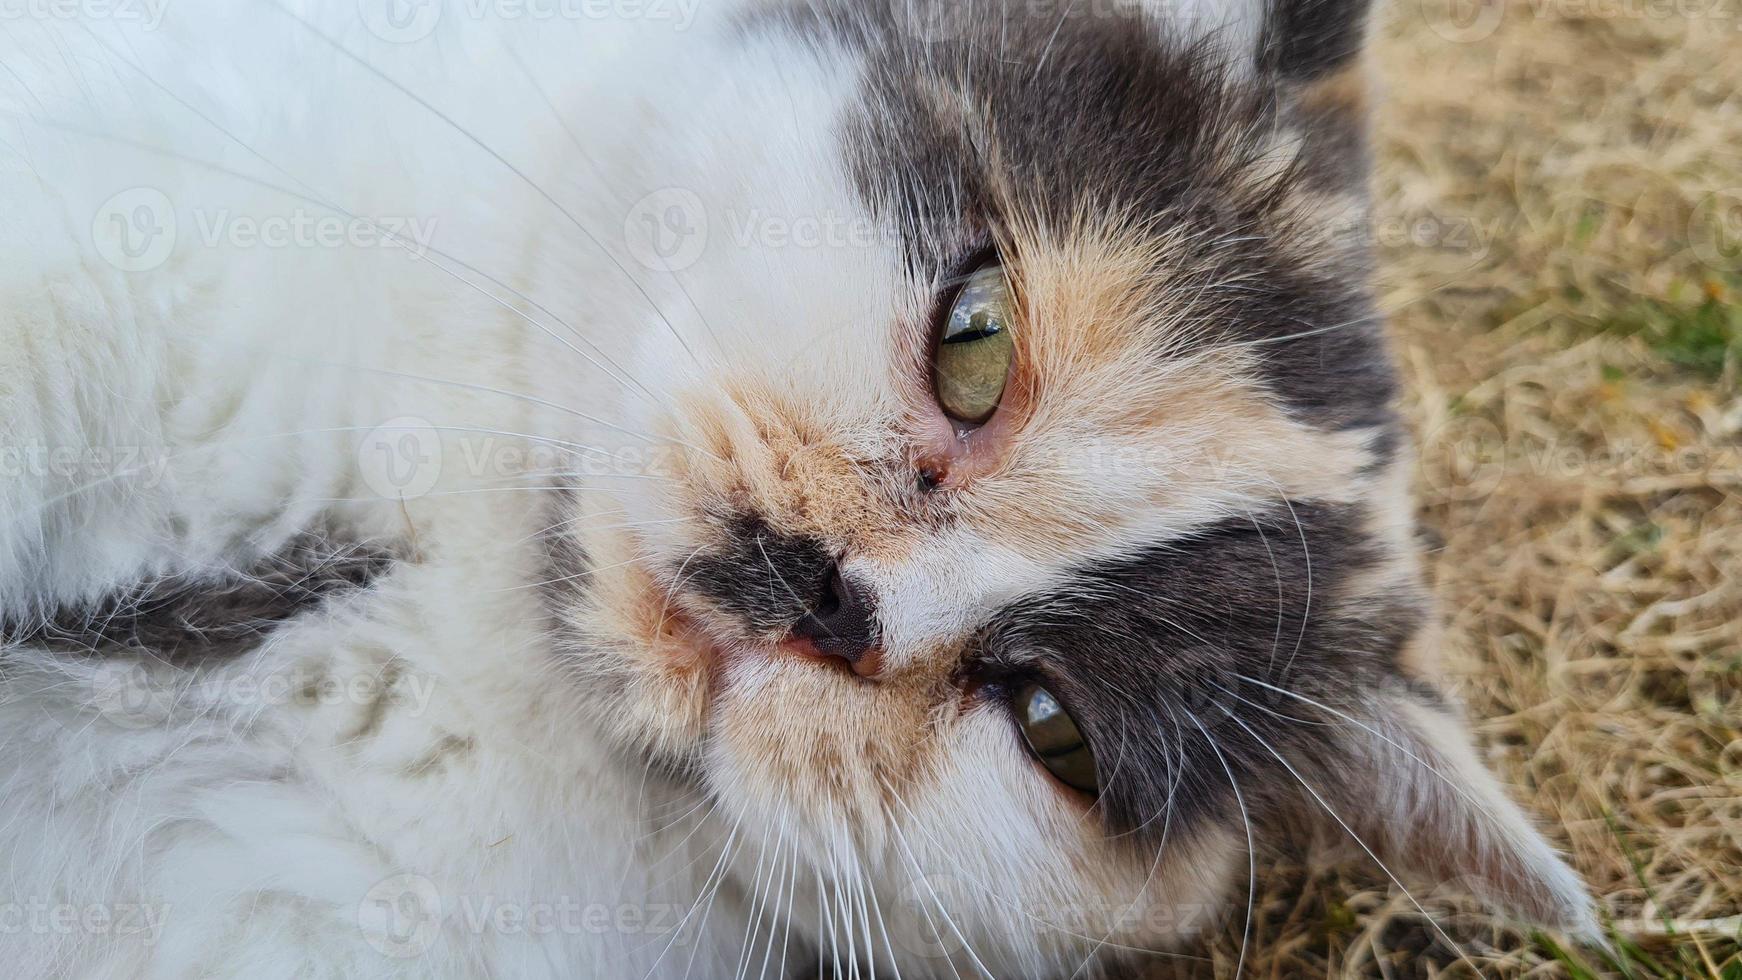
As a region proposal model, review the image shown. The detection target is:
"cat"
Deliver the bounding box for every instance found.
[0,0,1595,976]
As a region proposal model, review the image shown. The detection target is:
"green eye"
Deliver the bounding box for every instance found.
[1013,683,1098,795]
[933,263,1016,425]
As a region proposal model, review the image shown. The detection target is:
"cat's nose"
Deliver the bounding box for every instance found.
[787,566,881,677]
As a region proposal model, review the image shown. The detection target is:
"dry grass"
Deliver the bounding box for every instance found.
[1145,0,1742,976]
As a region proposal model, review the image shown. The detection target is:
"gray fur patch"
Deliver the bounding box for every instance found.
[972,499,1429,848]
[1,534,397,662]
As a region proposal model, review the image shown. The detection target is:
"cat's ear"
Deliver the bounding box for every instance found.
[1131,0,1377,82]
[1253,0,1378,84]
[1289,689,1599,938]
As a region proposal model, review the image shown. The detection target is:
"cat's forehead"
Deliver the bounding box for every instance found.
[665,0,1390,427]
[624,0,1399,577]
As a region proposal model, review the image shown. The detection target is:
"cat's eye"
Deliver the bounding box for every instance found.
[933,262,1016,425]
[1013,683,1098,795]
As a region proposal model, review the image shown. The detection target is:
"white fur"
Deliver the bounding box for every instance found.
[0,5,861,976]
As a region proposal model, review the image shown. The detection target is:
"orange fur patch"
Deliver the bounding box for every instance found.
[942,215,1380,558]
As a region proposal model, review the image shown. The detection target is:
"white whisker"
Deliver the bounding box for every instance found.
[1185,711,1255,980]
[1215,708,1485,977]
[258,0,704,366]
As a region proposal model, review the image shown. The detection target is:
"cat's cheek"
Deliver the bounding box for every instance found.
[576,546,724,753]
[929,710,1242,950]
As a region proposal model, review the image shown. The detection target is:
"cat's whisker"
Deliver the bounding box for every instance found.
[881,776,1208,962]
[1256,480,1315,676]
[644,802,738,897]
[1241,507,1289,673]
[653,546,710,639]
[773,817,801,979]
[1227,272,1481,351]
[872,794,959,979]
[1215,707,1487,977]
[502,42,616,204]
[753,535,825,644]
[518,469,670,486]
[1028,3,1074,83]
[681,832,751,980]
[505,39,730,364]
[88,63,669,436]
[1080,714,1134,832]
[1056,576,1218,651]
[759,815,794,979]
[645,813,742,980]
[878,783,996,980]
[846,850,866,980]
[290,360,718,462]
[512,516,687,553]
[635,790,715,847]
[746,805,794,980]
[813,863,837,979]
[775,831,799,980]
[730,819,779,980]
[823,845,843,979]
[827,842,859,980]
[363,245,658,403]
[862,851,905,980]
[259,0,704,369]
[28,113,662,405]
[1066,709,1188,979]
[490,554,656,596]
[1184,710,1255,980]
[851,849,876,980]
[1224,674,1490,809]
[516,504,632,538]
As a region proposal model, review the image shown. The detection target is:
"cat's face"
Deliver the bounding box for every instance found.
[544,0,1594,973]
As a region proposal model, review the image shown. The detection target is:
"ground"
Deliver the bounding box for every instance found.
[1149,0,1742,976]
